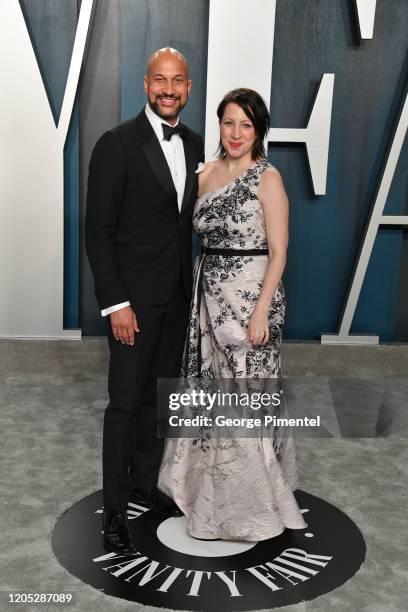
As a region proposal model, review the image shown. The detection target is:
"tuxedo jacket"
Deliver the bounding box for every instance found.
[85,110,204,310]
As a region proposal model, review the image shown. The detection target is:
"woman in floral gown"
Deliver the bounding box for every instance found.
[158,88,307,541]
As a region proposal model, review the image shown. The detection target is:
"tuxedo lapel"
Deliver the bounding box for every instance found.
[134,112,178,211]
[180,131,196,214]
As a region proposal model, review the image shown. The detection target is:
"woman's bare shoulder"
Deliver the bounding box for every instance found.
[261,163,282,181]
[258,164,287,208]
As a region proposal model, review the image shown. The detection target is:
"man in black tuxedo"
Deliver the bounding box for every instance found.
[85,48,204,553]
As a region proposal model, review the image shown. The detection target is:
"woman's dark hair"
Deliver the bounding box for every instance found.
[216,88,270,160]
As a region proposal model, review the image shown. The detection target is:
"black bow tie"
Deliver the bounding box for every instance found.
[162,123,187,141]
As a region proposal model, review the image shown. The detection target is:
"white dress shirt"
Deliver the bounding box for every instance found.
[101,104,187,317]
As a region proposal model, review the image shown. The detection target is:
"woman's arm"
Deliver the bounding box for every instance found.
[247,166,289,345]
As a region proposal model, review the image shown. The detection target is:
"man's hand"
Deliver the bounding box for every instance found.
[110,306,140,345]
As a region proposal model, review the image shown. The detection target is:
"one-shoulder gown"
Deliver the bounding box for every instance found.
[158,159,307,541]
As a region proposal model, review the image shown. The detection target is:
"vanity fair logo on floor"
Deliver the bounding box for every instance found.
[52,489,366,610]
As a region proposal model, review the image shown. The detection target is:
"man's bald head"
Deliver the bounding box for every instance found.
[146,47,189,78]
[144,47,192,125]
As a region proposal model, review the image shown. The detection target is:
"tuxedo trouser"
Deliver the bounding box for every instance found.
[103,279,189,512]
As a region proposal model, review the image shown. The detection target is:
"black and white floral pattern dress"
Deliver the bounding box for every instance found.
[158,159,307,541]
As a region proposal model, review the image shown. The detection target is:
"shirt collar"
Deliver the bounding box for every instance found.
[145,103,180,141]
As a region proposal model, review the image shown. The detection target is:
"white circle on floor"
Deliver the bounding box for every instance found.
[156,516,257,557]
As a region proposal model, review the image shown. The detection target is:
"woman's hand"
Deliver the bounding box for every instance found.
[248,306,269,346]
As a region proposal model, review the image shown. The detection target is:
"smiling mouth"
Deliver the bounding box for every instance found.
[158,97,179,106]
[229,142,242,149]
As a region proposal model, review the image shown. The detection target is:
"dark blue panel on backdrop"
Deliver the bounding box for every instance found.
[270,0,407,340]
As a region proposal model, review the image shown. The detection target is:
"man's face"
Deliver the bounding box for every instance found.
[144,54,192,125]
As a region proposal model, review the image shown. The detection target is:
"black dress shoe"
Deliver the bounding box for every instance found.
[102,509,136,554]
[129,486,183,517]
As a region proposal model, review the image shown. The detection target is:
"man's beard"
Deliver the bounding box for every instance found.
[148,94,187,120]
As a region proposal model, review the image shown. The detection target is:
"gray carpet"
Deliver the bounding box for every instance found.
[1,339,407,611]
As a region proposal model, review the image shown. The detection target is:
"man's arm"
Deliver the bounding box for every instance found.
[198,133,205,163]
[85,131,140,345]
[85,130,129,310]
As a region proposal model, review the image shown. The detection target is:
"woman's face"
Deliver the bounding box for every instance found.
[219,102,257,160]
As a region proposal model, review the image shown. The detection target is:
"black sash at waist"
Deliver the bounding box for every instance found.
[201,247,269,256]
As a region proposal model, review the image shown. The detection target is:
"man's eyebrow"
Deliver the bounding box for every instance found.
[151,72,186,78]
